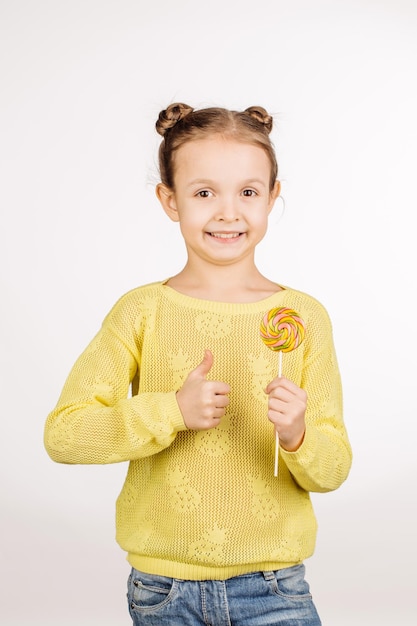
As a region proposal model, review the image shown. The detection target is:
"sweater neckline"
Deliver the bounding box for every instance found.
[160,280,291,314]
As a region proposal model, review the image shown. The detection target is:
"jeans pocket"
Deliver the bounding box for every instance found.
[270,564,313,600]
[127,569,178,613]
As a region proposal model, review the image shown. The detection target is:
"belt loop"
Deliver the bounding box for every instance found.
[262,571,275,581]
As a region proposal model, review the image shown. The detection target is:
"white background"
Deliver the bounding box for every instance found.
[1,1,416,624]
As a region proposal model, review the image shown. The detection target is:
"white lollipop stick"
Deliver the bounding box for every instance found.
[274,351,283,477]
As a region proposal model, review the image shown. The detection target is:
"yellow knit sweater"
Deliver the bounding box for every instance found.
[44,281,352,580]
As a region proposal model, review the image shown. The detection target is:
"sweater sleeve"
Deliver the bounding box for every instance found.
[44,304,187,465]
[279,303,352,492]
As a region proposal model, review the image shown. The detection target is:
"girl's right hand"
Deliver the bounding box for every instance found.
[176,350,230,430]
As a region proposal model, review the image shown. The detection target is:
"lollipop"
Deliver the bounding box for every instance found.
[260,307,306,476]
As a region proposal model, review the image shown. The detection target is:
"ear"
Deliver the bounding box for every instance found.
[156,183,180,222]
[267,180,281,213]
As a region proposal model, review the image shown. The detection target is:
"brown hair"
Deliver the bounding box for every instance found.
[156,103,278,191]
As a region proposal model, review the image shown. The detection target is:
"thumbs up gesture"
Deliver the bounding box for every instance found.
[176,350,230,431]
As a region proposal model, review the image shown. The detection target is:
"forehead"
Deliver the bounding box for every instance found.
[173,137,271,181]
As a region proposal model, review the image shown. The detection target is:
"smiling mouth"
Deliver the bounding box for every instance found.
[208,232,243,239]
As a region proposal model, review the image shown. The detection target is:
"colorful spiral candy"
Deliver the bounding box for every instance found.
[260,307,305,353]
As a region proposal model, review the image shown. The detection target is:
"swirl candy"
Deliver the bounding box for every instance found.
[260,307,305,353]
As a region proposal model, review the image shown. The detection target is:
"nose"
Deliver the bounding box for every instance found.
[216,195,240,221]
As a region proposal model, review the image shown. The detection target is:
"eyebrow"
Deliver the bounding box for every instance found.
[186,178,268,188]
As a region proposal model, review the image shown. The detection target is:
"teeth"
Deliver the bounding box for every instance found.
[210,232,240,239]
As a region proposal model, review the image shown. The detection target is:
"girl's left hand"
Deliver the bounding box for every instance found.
[264,377,307,452]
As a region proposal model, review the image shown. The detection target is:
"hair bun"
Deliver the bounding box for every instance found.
[244,106,273,134]
[156,103,194,136]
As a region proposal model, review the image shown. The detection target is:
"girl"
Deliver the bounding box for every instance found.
[44,103,352,625]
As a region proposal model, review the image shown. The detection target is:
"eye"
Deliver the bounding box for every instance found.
[242,189,257,197]
[196,190,212,198]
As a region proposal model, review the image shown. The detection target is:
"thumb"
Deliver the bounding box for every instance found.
[192,349,213,379]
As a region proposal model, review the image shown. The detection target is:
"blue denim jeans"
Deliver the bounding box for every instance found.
[127,564,321,625]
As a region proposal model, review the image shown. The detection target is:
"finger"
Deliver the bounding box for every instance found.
[192,349,214,379]
[214,393,229,409]
[264,377,284,394]
[268,398,287,415]
[269,386,296,403]
[265,376,300,395]
[212,382,231,396]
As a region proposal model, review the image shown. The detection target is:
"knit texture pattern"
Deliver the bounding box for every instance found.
[45,281,352,580]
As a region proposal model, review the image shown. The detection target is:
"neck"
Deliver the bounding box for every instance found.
[167,261,281,303]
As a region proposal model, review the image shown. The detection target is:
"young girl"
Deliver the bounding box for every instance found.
[44,103,352,625]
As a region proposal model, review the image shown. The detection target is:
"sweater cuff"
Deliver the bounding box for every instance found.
[165,391,188,433]
[279,425,318,470]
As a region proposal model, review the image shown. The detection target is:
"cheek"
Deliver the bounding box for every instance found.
[252,214,271,242]
[253,211,270,232]
[177,209,206,237]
